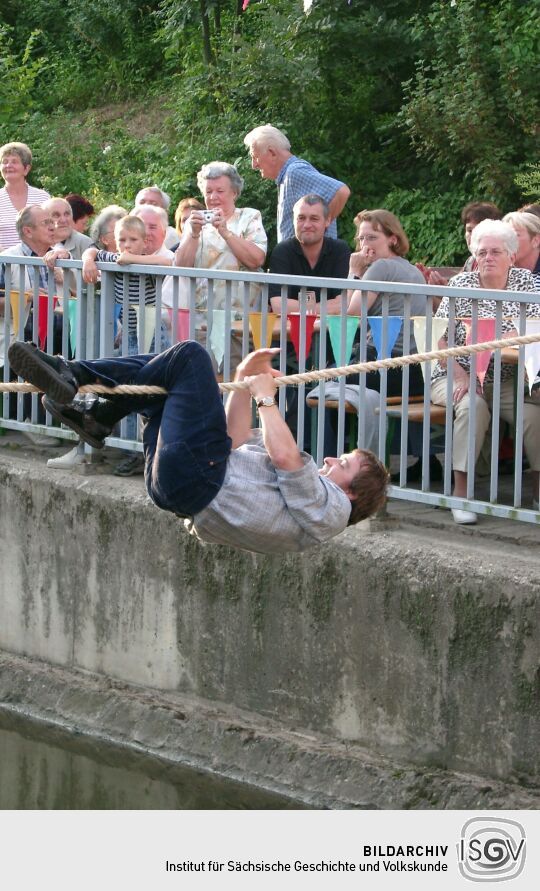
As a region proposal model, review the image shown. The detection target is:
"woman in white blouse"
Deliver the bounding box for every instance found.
[0,142,50,250]
[175,161,266,312]
[173,161,267,371]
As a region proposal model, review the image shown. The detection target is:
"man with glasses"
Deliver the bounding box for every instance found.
[0,206,69,366]
[0,205,68,443]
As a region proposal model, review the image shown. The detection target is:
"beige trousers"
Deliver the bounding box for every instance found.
[431,376,540,472]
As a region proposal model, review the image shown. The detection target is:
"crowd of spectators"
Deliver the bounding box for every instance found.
[0,131,539,522]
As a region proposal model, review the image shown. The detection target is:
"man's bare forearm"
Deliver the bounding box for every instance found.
[328,184,350,222]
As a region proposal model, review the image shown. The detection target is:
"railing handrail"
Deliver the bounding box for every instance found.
[2,253,539,303]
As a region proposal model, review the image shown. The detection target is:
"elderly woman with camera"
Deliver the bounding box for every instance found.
[173,161,267,370]
[175,161,266,310]
[431,219,540,524]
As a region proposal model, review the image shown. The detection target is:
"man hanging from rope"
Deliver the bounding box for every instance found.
[8,340,388,553]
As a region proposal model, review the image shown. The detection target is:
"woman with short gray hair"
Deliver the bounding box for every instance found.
[431,219,540,524]
[177,161,265,283]
[196,162,245,198]
[469,218,518,256]
[174,161,267,368]
[90,205,128,251]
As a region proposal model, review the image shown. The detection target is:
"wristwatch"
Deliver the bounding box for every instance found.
[255,396,276,409]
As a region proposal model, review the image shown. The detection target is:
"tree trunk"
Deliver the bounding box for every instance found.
[200,0,213,66]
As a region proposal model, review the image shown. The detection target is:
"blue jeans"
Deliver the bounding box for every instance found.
[79,342,232,516]
[122,326,172,441]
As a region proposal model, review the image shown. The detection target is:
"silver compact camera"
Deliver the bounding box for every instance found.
[202,210,216,223]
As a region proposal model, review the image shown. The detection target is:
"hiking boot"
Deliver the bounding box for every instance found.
[113,453,145,476]
[8,341,79,404]
[42,395,112,449]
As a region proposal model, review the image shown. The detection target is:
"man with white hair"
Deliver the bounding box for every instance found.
[131,205,173,261]
[44,197,93,261]
[43,197,93,296]
[134,185,178,249]
[131,204,175,337]
[244,124,350,242]
[0,205,66,446]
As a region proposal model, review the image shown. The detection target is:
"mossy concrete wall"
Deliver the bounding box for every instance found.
[1,454,539,792]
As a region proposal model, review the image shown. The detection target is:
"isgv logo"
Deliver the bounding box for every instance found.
[458,817,526,882]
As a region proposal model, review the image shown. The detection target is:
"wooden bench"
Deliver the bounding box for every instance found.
[306,392,446,458]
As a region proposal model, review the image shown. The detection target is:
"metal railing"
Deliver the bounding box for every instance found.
[1,254,539,524]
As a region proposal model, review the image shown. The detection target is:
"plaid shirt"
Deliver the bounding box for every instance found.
[0,241,49,292]
[186,431,352,554]
[276,156,345,242]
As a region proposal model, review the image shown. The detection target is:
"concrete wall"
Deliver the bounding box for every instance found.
[1,454,540,794]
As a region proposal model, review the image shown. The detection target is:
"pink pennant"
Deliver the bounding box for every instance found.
[287,313,316,363]
[37,293,58,350]
[464,318,496,389]
[168,308,190,343]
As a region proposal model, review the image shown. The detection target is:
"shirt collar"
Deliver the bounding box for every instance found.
[292,235,329,259]
[275,155,298,185]
[21,241,38,257]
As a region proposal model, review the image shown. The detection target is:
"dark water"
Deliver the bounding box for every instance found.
[0,710,306,810]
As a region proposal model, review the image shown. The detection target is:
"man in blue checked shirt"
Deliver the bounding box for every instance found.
[244,125,350,243]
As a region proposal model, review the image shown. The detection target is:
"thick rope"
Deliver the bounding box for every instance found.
[1,331,539,396]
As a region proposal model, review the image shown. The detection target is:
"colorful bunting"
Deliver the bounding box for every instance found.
[134,305,157,354]
[68,298,78,356]
[9,290,30,336]
[37,293,58,351]
[113,304,122,340]
[168,307,190,344]
[287,312,316,363]
[512,319,540,394]
[249,312,276,350]
[368,316,402,359]
[326,315,359,365]
[209,309,226,368]
[413,317,450,381]
[464,318,496,389]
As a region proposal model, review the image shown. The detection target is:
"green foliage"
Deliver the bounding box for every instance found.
[0,0,164,109]
[383,184,470,266]
[400,0,539,201]
[515,164,540,201]
[0,0,536,262]
[0,27,47,122]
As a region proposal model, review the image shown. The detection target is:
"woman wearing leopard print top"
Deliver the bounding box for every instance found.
[431,219,540,524]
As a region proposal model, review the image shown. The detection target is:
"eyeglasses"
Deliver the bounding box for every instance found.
[476,249,507,259]
[356,235,379,243]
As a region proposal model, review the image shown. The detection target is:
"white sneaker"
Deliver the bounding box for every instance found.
[451,508,477,525]
[47,446,86,468]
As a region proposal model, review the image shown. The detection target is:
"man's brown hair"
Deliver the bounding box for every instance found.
[347,448,389,525]
[460,201,501,226]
